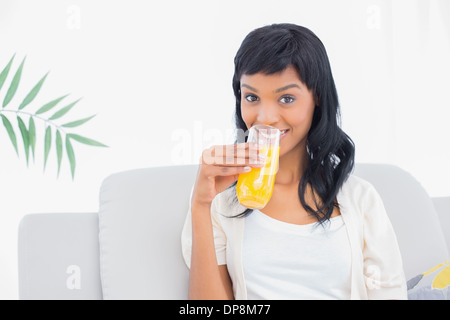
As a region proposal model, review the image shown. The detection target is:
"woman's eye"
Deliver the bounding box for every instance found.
[244,94,259,102]
[280,95,295,104]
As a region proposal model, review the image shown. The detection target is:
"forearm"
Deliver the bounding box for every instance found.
[189,202,234,300]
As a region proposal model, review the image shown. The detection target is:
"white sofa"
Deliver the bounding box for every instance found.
[17,163,450,299]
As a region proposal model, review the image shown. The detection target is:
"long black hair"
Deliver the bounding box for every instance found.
[226,23,355,224]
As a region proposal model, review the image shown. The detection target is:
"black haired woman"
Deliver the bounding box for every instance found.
[182,23,407,300]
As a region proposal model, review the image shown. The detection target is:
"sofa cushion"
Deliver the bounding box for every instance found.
[354,163,449,280]
[407,259,450,299]
[18,212,103,300]
[98,165,197,299]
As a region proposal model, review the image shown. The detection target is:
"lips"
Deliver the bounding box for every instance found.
[280,129,289,139]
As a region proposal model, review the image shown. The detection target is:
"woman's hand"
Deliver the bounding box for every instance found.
[191,142,265,207]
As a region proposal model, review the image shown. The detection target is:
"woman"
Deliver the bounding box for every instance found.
[181,23,407,300]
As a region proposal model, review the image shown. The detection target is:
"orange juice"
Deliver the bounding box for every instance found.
[236,144,280,209]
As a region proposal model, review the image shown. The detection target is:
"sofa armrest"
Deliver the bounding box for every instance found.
[18,212,103,300]
[432,197,450,252]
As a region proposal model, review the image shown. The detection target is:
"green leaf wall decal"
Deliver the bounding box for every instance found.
[17,116,30,165]
[49,98,81,120]
[66,133,108,147]
[19,72,49,110]
[28,117,36,161]
[65,136,76,180]
[0,54,108,179]
[43,125,52,170]
[35,94,68,114]
[55,130,63,177]
[3,56,26,108]
[0,54,15,92]
[61,115,95,128]
[1,114,18,155]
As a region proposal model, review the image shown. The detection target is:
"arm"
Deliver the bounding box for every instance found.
[188,201,234,300]
[362,184,408,299]
[182,143,262,299]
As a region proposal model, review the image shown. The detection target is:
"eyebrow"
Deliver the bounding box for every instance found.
[274,84,301,93]
[241,83,301,93]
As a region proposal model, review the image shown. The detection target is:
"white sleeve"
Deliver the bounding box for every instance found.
[362,184,408,299]
[181,186,227,268]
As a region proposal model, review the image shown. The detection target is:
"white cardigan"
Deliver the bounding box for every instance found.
[181,175,408,300]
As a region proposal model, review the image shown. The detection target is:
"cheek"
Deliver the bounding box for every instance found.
[240,106,254,128]
[290,106,314,128]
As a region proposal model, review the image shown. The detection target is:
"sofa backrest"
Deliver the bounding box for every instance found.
[432,197,450,250]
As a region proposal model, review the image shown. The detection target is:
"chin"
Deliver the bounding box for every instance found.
[280,138,306,156]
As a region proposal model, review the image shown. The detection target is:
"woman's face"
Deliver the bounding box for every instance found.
[240,65,316,158]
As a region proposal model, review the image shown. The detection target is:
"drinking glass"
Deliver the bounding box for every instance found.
[236,124,280,209]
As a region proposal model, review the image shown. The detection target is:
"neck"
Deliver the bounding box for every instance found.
[275,142,308,187]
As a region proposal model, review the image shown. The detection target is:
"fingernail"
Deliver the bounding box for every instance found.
[258,154,267,160]
[244,166,251,172]
[250,158,264,164]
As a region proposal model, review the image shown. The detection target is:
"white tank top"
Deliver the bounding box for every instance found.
[243,209,352,299]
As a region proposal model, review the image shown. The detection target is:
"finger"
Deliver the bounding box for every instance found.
[221,153,266,166]
[212,142,259,156]
[202,144,232,165]
[208,152,265,166]
[203,154,265,167]
[210,143,260,165]
[212,165,254,177]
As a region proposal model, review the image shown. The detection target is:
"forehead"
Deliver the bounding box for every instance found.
[240,66,303,91]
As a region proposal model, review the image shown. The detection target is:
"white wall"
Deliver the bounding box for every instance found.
[0,0,449,299]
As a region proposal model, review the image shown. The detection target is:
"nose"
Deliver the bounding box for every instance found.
[255,103,280,126]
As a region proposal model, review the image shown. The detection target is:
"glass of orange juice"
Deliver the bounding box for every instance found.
[236,125,281,209]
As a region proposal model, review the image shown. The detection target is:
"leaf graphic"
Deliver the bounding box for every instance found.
[66,133,108,147]
[0,54,15,92]
[2,56,26,108]
[66,135,76,180]
[1,114,18,155]
[61,115,96,128]
[56,130,63,177]
[0,55,107,179]
[19,72,49,110]
[28,117,36,162]
[49,98,81,120]
[43,126,52,170]
[17,116,30,165]
[35,94,69,114]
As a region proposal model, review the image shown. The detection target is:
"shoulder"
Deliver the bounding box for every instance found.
[338,174,384,210]
[343,174,374,190]
[340,174,378,197]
